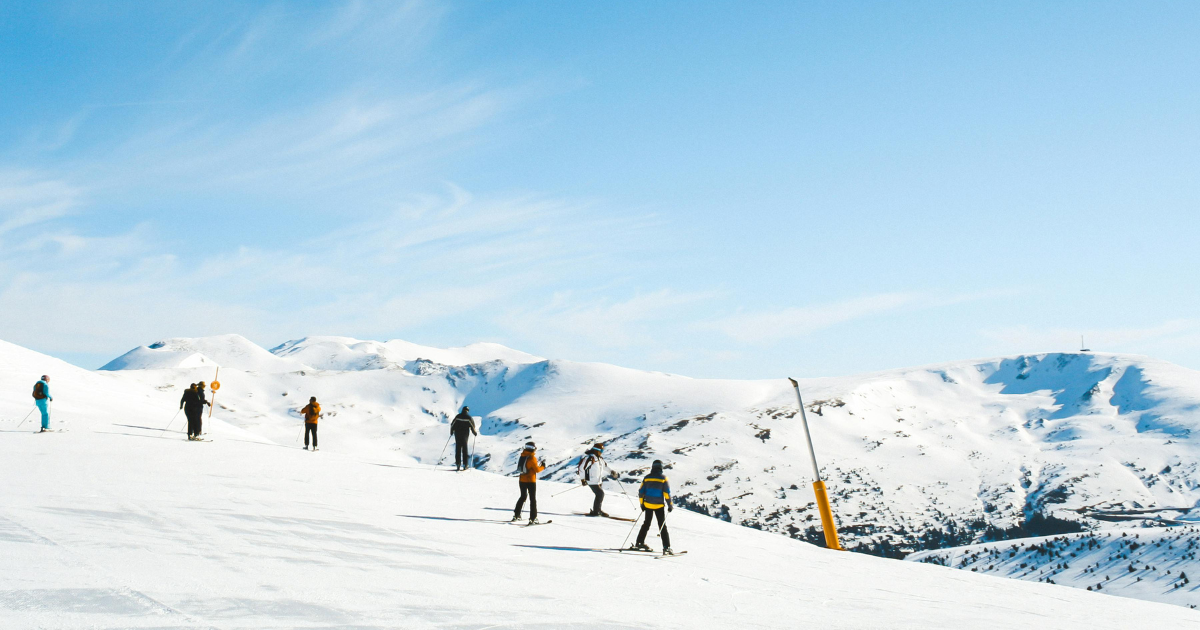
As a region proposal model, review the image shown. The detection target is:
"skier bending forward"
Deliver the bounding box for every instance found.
[631,459,674,555]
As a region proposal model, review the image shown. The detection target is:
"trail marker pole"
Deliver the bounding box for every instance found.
[788,377,842,551]
[208,368,221,418]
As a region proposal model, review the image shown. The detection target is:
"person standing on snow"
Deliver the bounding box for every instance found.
[512,441,546,524]
[32,375,52,432]
[185,381,211,440]
[301,397,321,451]
[179,383,198,438]
[576,443,618,516]
[631,459,674,554]
[449,406,478,471]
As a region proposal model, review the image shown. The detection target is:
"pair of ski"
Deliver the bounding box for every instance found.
[610,547,688,559]
[572,512,636,522]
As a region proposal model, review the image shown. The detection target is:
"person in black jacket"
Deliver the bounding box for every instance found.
[181,382,210,440]
[449,406,478,471]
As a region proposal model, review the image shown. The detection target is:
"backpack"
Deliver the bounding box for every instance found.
[517,453,530,475]
[32,381,45,400]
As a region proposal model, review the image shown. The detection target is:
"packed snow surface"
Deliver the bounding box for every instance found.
[2,338,1197,628]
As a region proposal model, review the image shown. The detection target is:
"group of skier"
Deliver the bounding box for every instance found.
[178,382,211,440]
[505,417,676,555]
[23,377,675,554]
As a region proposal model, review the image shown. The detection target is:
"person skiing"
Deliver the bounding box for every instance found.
[301,397,321,451]
[449,406,478,471]
[183,381,210,440]
[512,441,546,524]
[576,443,618,516]
[179,383,198,438]
[631,459,674,554]
[32,375,52,432]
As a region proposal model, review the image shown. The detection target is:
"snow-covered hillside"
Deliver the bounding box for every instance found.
[909,527,1200,609]
[1,339,1195,628]
[96,336,1200,565]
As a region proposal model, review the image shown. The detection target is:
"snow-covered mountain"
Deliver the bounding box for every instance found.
[1,337,1195,628]
[51,335,1200,607]
[909,527,1200,609]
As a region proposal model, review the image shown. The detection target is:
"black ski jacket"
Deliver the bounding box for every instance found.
[450,412,478,437]
[180,389,199,412]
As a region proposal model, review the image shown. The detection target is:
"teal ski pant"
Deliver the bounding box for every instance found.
[35,399,49,429]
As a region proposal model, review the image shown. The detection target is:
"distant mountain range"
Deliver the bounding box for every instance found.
[96,334,1200,565]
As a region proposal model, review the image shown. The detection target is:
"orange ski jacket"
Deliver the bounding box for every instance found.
[518,449,545,483]
[302,402,321,424]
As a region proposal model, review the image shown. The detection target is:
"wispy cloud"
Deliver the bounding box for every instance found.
[703,290,1014,344]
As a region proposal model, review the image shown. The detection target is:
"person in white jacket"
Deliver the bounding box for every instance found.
[576,443,617,517]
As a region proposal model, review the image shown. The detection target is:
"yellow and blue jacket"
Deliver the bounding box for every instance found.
[638,475,671,509]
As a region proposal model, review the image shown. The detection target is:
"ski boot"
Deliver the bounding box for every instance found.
[528,517,541,525]
[511,514,523,522]
[663,547,674,555]
[628,542,652,552]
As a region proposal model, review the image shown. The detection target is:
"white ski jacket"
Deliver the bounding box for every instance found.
[577,452,611,486]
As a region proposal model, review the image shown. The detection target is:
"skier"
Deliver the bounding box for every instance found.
[512,441,546,524]
[183,381,210,440]
[179,383,198,438]
[631,459,674,554]
[32,375,52,432]
[449,406,478,471]
[576,443,618,516]
[301,397,321,451]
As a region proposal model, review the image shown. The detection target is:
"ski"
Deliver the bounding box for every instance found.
[654,551,688,559]
[573,512,636,522]
[522,520,552,527]
[609,548,656,553]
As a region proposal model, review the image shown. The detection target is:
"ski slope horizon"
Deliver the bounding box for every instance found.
[1,336,1197,628]
[7,333,1200,612]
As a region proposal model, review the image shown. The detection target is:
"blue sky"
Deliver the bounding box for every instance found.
[2,1,1199,379]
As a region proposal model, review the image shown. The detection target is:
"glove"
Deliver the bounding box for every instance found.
[668,504,674,512]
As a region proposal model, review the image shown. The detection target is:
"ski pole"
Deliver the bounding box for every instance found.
[615,478,639,511]
[552,483,585,498]
[436,434,452,466]
[15,406,36,428]
[620,509,645,551]
[161,409,182,433]
[469,432,477,469]
[297,424,304,443]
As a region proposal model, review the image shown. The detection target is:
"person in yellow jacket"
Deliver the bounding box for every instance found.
[301,397,321,451]
[511,441,546,523]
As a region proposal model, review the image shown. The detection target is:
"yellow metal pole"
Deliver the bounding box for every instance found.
[788,377,842,550]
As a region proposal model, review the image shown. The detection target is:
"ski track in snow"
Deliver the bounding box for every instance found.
[1,335,1199,624]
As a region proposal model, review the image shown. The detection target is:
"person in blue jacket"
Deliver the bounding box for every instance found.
[631,459,674,554]
[32,375,52,432]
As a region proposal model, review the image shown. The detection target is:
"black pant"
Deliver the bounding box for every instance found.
[186,410,202,437]
[454,432,470,468]
[305,423,317,448]
[514,481,537,519]
[637,507,670,548]
[589,484,605,514]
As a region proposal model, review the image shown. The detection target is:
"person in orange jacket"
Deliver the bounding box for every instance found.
[511,441,546,523]
[301,397,321,451]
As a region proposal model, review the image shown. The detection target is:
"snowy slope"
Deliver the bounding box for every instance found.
[1,340,1196,628]
[92,338,1200,584]
[909,527,1200,609]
